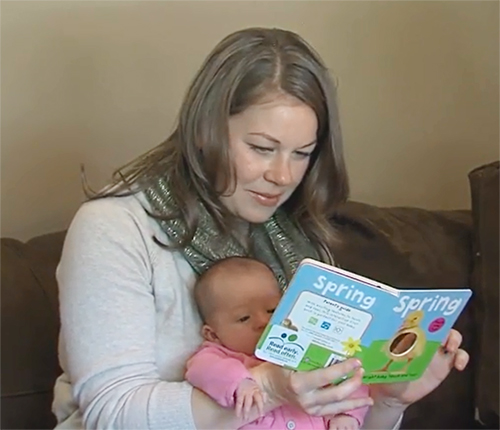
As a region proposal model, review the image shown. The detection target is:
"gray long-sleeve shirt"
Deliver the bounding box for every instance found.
[53,193,203,429]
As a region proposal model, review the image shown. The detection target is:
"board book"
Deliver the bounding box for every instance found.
[255,258,472,384]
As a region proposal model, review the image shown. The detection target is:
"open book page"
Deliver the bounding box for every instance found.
[255,259,472,383]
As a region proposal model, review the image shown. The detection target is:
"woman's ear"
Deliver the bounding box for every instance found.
[201,324,220,344]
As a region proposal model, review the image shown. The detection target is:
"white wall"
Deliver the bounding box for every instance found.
[2,1,498,240]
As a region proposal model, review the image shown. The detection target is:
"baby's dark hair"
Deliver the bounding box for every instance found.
[194,256,276,323]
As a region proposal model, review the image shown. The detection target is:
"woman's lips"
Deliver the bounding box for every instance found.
[249,191,283,207]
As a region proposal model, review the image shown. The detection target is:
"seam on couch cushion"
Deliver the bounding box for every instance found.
[1,389,54,398]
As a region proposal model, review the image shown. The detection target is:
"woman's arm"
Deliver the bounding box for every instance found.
[361,400,404,430]
[59,198,270,430]
[58,199,191,428]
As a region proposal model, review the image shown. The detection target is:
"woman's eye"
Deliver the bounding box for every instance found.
[295,151,312,159]
[249,144,273,154]
[238,316,250,323]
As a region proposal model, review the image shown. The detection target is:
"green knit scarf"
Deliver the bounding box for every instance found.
[144,176,319,290]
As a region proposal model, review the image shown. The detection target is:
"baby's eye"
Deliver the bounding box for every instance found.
[267,308,276,314]
[238,315,250,323]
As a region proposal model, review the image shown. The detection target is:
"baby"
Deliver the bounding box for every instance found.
[186,256,369,430]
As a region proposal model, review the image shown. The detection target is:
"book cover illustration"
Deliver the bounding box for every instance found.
[255,258,472,384]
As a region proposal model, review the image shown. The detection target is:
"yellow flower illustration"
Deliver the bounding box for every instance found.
[341,337,362,357]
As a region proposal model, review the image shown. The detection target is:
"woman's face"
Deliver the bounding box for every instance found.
[221,94,318,223]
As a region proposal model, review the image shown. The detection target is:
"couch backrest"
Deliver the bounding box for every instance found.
[1,232,65,429]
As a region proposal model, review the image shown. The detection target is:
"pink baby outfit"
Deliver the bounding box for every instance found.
[185,341,369,430]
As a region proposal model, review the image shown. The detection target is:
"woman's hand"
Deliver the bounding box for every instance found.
[370,329,469,409]
[250,358,373,417]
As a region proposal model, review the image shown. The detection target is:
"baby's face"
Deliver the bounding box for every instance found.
[203,269,281,356]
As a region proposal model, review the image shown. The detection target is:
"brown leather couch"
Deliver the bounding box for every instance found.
[2,162,498,429]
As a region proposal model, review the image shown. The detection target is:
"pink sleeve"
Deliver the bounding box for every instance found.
[185,346,253,408]
[325,384,370,427]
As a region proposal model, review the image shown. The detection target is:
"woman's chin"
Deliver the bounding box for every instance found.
[241,209,277,224]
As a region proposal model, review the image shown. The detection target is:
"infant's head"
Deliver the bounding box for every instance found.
[194,257,281,355]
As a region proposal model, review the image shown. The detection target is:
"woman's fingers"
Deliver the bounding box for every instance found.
[292,358,362,393]
[317,394,373,417]
[302,372,372,417]
[454,348,469,371]
[306,368,365,408]
[443,329,463,353]
[291,366,371,417]
[255,359,370,418]
[441,329,468,371]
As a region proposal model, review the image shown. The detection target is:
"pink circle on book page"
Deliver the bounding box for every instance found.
[428,317,445,332]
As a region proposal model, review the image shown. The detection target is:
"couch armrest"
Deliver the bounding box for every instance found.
[469,161,499,428]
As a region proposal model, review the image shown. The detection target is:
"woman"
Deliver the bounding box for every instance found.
[53,27,468,429]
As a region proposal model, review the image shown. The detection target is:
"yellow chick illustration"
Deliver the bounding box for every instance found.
[377,310,427,373]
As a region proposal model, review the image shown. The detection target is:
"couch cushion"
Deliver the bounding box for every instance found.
[1,231,65,429]
[469,161,499,428]
[331,202,475,429]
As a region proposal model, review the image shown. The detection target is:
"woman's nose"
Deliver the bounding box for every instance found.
[264,156,293,186]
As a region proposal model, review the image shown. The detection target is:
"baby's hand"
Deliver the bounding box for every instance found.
[328,414,360,430]
[235,378,266,421]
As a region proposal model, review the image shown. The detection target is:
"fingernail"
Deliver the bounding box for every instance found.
[353,359,362,368]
